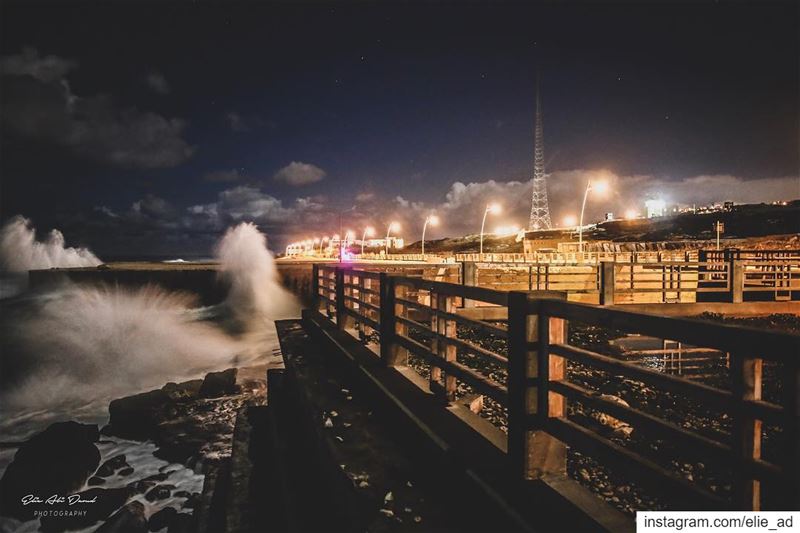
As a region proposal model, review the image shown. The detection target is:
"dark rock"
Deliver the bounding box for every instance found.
[96,454,129,477]
[145,483,176,502]
[173,490,192,498]
[88,476,106,486]
[0,421,100,521]
[162,380,203,401]
[168,513,194,533]
[199,368,238,398]
[39,487,130,532]
[182,492,201,509]
[96,501,147,533]
[153,440,202,465]
[148,506,178,531]
[128,479,158,495]
[118,466,134,476]
[107,389,170,440]
[143,472,170,482]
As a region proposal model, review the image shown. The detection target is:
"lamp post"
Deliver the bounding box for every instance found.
[361,226,375,255]
[479,203,501,255]
[385,222,400,256]
[421,214,439,257]
[578,180,608,253]
[338,206,356,262]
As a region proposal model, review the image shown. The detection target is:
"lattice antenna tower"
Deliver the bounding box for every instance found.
[528,76,552,231]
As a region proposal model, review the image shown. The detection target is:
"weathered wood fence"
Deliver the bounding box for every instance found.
[311,263,800,512]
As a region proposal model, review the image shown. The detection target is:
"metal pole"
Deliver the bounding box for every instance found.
[361,228,367,255]
[385,224,393,256]
[578,181,591,254]
[479,208,489,255]
[422,216,430,257]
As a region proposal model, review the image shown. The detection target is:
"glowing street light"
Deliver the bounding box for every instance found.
[319,236,329,255]
[624,209,639,221]
[385,221,400,256]
[562,215,578,228]
[421,214,439,257]
[361,226,376,255]
[578,180,609,253]
[479,203,501,255]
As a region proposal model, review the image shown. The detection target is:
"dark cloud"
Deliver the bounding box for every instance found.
[0,46,76,82]
[145,71,170,94]
[225,111,248,132]
[0,49,194,169]
[203,169,244,183]
[273,161,326,186]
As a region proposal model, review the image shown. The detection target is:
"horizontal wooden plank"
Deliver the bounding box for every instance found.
[343,294,380,312]
[549,379,732,457]
[393,333,509,404]
[395,298,509,338]
[340,306,380,330]
[545,417,727,510]
[395,276,508,306]
[539,299,800,363]
[549,343,787,426]
[395,315,509,365]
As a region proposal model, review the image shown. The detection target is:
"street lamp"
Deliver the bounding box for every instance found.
[562,215,577,229]
[421,214,439,257]
[385,221,400,256]
[361,226,375,255]
[479,203,501,255]
[578,180,609,253]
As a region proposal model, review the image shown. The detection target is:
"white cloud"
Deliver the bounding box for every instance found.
[273,161,326,186]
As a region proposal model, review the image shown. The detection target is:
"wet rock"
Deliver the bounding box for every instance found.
[162,380,202,401]
[199,368,238,398]
[0,421,100,521]
[40,487,130,532]
[96,454,129,477]
[118,466,134,476]
[96,501,147,533]
[148,506,177,531]
[145,483,176,502]
[107,389,171,440]
[182,492,201,509]
[88,476,106,486]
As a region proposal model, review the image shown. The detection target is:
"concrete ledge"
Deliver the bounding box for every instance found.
[608,300,800,317]
[302,309,633,532]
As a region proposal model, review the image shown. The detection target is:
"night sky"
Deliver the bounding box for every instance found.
[1,1,798,256]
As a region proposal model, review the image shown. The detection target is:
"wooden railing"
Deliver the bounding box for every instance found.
[310,264,800,512]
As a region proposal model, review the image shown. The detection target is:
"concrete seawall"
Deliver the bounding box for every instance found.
[27,262,315,306]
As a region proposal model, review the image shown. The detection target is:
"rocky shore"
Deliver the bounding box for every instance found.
[0,366,268,532]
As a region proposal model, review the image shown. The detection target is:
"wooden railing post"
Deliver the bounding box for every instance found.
[335,267,347,330]
[599,261,615,306]
[311,264,320,312]
[430,292,457,403]
[462,261,477,308]
[730,354,762,510]
[379,275,408,366]
[730,259,744,303]
[781,360,800,510]
[508,290,568,481]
